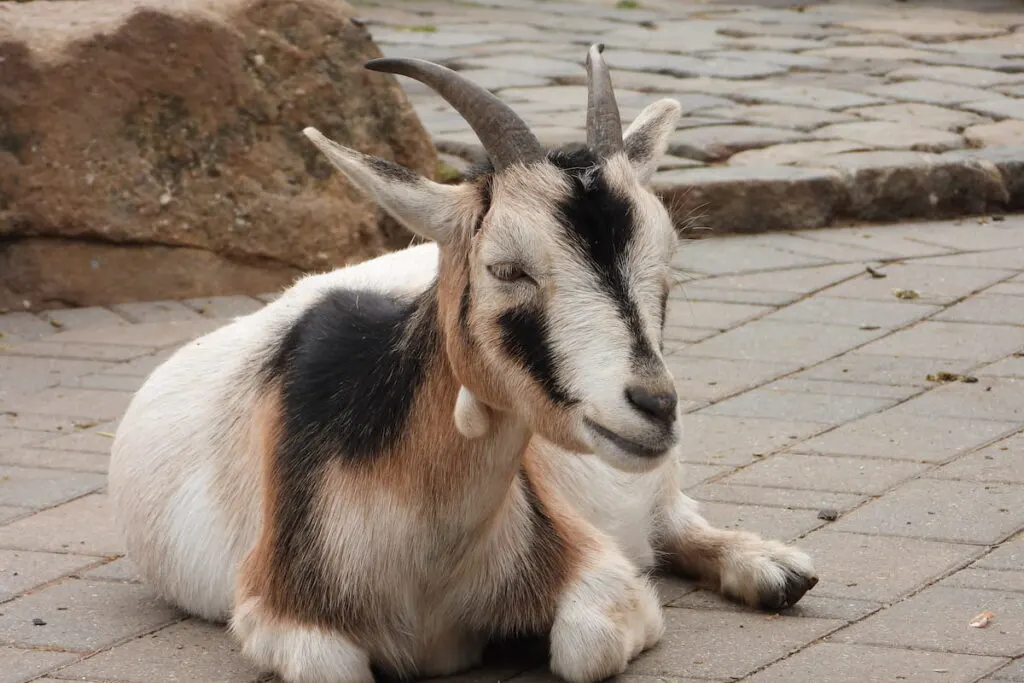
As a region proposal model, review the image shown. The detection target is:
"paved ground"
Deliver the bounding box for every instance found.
[1,215,1022,682]
[355,0,1024,233]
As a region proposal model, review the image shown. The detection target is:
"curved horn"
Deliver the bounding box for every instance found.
[585,44,624,160]
[365,57,545,171]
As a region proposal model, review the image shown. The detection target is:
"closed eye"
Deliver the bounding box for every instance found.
[487,263,536,285]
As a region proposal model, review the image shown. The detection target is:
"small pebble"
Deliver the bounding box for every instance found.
[32,618,46,626]
[817,508,839,521]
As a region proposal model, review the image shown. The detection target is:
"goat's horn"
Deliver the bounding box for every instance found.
[365,57,545,171]
[585,44,624,160]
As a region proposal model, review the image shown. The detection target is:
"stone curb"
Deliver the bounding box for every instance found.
[437,143,1024,236]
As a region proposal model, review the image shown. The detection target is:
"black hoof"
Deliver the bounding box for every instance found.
[758,570,818,611]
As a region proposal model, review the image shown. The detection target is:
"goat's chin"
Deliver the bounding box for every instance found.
[591,446,671,474]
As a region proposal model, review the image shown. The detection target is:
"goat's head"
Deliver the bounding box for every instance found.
[303,44,682,473]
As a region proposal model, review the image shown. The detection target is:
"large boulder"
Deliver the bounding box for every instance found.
[0,0,438,311]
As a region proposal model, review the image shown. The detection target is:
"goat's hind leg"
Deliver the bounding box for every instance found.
[230,595,374,683]
[655,491,818,610]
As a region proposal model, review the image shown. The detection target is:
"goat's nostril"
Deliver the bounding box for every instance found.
[626,385,678,424]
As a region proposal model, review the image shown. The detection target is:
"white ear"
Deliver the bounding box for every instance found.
[454,385,490,439]
[303,127,477,245]
[622,99,681,184]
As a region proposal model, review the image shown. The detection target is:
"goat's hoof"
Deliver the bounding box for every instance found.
[720,540,818,611]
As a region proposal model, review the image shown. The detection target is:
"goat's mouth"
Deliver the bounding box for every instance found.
[584,418,672,459]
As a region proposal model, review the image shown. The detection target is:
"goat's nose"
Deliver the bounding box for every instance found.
[626,385,678,425]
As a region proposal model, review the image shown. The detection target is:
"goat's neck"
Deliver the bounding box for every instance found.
[399,284,532,523]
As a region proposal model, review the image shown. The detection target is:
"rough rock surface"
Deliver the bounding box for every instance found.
[0,0,437,311]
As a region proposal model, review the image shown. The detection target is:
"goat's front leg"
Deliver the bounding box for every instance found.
[656,490,818,610]
[549,537,664,683]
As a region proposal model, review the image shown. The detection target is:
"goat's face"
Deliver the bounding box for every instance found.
[453,148,681,472]
[304,46,684,472]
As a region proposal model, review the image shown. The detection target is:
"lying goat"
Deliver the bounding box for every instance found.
[109,44,817,683]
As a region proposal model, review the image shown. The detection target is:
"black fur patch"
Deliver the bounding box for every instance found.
[262,286,440,579]
[548,148,658,365]
[498,305,575,406]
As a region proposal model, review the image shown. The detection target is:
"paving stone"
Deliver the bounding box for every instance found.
[37,307,129,331]
[0,447,108,474]
[832,479,1024,545]
[820,264,1017,305]
[180,296,264,319]
[814,121,965,152]
[866,80,1005,106]
[937,34,1024,57]
[764,379,920,400]
[839,17,1007,42]
[0,549,97,603]
[0,342,157,363]
[722,34,825,52]
[966,120,1024,147]
[665,357,800,403]
[606,49,789,80]
[57,619,261,683]
[0,357,113,400]
[763,296,941,328]
[728,140,869,166]
[941,567,1024,593]
[803,45,947,64]
[31,425,117,455]
[668,285,801,307]
[975,539,1024,571]
[673,320,888,365]
[699,104,856,131]
[63,373,145,393]
[0,578,179,652]
[370,28,504,47]
[888,65,1024,87]
[672,238,832,276]
[733,85,887,110]
[746,642,1006,683]
[663,300,771,330]
[895,219,1024,252]
[729,233,896,262]
[0,314,55,343]
[109,301,203,324]
[0,506,29,524]
[450,68,553,93]
[677,415,826,467]
[80,557,141,583]
[689,483,863,512]
[707,49,830,69]
[9,388,133,422]
[43,320,220,349]
[978,357,1024,379]
[839,585,1024,656]
[724,453,929,495]
[796,530,980,602]
[680,263,865,293]
[891,377,1024,423]
[655,155,704,171]
[668,125,808,162]
[0,466,105,509]
[935,294,1024,325]
[0,647,78,683]
[628,608,842,680]
[598,22,729,54]
[791,224,958,258]
[697,501,827,542]
[860,322,1024,362]
[799,412,1017,463]
[699,388,894,425]
[456,55,580,79]
[0,494,123,557]
[98,348,175,378]
[847,102,990,132]
[914,247,1024,271]
[991,659,1024,681]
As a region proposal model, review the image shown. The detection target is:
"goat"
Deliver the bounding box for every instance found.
[108,44,818,683]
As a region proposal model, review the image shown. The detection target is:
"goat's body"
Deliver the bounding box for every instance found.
[110,243,673,673]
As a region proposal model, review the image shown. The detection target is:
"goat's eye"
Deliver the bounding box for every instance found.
[487,263,530,283]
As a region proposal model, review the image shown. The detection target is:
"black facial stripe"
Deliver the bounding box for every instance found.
[498,305,576,406]
[548,148,659,366]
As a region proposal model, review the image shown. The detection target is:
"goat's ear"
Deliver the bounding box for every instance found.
[303,127,478,245]
[622,99,681,185]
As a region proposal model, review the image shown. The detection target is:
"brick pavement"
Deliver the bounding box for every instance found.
[1,215,1022,681]
[353,0,1024,233]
